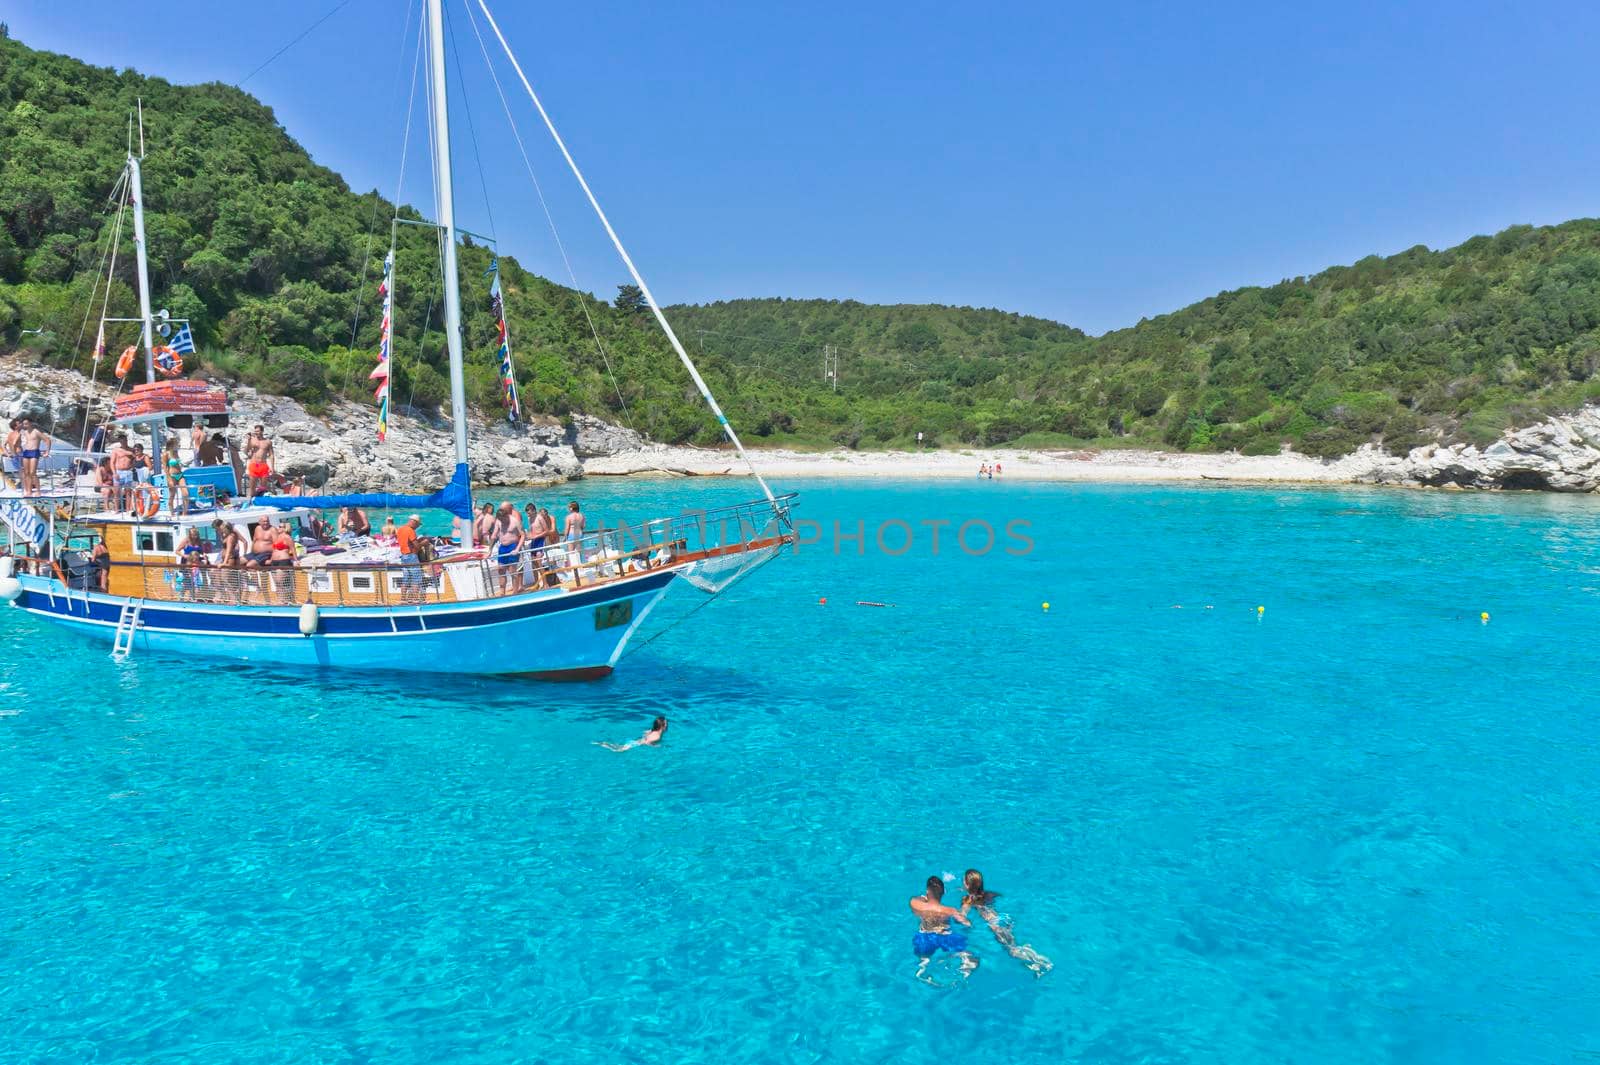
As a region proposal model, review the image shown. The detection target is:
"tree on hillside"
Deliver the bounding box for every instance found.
[615,284,646,315]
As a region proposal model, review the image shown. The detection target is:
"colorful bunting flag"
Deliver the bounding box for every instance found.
[486,258,521,423]
[369,249,394,442]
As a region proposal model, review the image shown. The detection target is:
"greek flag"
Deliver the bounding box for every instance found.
[170,323,196,355]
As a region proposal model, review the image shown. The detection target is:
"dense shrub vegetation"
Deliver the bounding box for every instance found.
[6,30,1600,454]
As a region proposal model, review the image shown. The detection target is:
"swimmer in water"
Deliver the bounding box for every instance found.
[596,715,668,751]
[910,875,976,983]
[960,868,1052,977]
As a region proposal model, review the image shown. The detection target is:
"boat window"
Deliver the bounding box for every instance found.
[346,573,375,594]
[309,571,333,594]
[134,527,176,554]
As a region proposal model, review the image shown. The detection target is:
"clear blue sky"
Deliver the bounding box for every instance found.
[7,0,1600,335]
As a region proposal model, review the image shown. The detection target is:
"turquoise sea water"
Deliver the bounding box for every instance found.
[3,478,1598,1064]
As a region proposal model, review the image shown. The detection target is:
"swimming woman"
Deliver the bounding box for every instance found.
[597,716,668,752]
[960,868,1052,976]
[910,875,977,983]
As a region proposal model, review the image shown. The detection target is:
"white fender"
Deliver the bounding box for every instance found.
[0,556,13,578]
[298,601,320,636]
[0,576,21,603]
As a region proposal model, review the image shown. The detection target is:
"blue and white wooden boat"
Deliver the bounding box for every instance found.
[0,0,795,677]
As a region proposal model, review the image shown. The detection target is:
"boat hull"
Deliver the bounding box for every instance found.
[8,570,675,678]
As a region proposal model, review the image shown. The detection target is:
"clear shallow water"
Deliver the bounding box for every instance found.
[3,478,1598,1064]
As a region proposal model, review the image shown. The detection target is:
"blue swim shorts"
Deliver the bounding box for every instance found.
[913,932,968,957]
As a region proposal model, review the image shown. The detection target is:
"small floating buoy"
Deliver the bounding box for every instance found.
[1257,605,1265,615]
[1480,611,1490,623]
[1041,601,1050,612]
[818,597,827,605]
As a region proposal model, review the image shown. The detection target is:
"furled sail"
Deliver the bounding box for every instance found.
[255,462,474,521]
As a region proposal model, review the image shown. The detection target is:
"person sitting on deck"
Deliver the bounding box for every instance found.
[303,512,331,545]
[338,505,371,538]
[596,716,668,751]
[380,515,398,540]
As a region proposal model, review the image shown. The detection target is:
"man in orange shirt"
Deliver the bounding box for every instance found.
[396,514,423,603]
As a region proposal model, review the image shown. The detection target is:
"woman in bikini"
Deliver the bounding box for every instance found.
[960,869,1052,976]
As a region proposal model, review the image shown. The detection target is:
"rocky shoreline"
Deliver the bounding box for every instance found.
[5,356,1600,493]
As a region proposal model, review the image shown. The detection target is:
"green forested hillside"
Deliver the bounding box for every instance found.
[675,223,1600,455]
[6,29,1600,456]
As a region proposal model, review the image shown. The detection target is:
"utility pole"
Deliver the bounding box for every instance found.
[823,344,839,392]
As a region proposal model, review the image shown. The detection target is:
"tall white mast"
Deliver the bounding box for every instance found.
[127,152,156,382]
[426,0,472,484]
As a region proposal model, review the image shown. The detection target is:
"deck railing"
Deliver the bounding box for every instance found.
[38,493,797,608]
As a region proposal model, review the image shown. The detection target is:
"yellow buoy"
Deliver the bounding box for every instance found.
[1041,602,1050,612]
[1256,605,1265,615]
[1480,611,1490,623]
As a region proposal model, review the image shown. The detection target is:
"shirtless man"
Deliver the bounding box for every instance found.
[495,500,524,593]
[338,506,371,537]
[15,418,49,496]
[190,421,206,463]
[909,876,976,983]
[108,435,136,511]
[244,425,274,498]
[473,502,500,547]
[246,518,276,569]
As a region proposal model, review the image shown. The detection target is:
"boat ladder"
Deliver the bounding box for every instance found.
[111,599,145,661]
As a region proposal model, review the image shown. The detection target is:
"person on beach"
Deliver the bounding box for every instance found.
[596,716,668,751]
[910,875,977,982]
[245,425,274,498]
[960,869,1051,977]
[994,462,1002,477]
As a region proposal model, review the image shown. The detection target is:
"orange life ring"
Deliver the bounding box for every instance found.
[133,483,161,518]
[114,346,137,379]
[152,345,183,378]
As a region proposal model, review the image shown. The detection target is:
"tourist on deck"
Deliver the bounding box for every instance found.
[395,514,423,604]
[268,519,297,602]
[245,425,274,498]
[3,419,19,487]
[93,458,115,509]
[303,512,331,545]
[246,519,276,569]
[960,869,1051,977]
[17,418,50,496]
[380,514,398,540]
[910,876,976,982]
[108,435,136,511]
[178,527,210,594]
[495,500,525,594]
[189,421,206,463]
[563,500,586,544]
[195,432,226,467]
[131,444,152,484]
[165,458,189,516]
[338,505,371,538]
[474,502,499,546]
[161,436,181,470]
[90,540,111,592]
[596,716,668,751]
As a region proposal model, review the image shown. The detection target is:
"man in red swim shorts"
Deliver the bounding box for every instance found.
[244,424,274,499]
